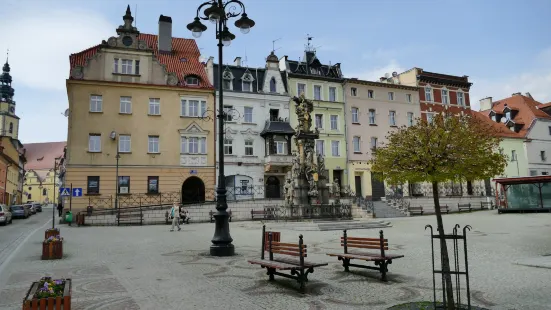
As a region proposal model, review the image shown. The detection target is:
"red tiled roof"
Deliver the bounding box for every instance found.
[69,34,212,89]
[471,111,523,139]
[480,94,551,137]
[23,142,66,171]
[537,102,551,109]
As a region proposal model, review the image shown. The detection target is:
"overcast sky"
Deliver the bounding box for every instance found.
[1,0,550,143]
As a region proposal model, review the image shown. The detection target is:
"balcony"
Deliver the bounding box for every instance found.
[265,154,293,166]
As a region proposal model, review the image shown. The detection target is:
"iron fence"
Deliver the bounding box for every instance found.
[258,203,352,221]
[386,182,495,199]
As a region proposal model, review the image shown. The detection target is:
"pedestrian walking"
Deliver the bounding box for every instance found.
[170,201,181,232]
[57,202,63,217]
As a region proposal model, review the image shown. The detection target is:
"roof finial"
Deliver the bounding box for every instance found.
[5,49,8,63]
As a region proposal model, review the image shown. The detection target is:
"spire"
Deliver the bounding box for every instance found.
[124,5,134,23]
[117,5,138,34]
[3,49,10,73]
[0,53,14,104]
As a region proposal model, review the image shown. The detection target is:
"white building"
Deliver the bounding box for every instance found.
[206,52,293,199]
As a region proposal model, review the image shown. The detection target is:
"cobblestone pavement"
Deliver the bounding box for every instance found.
[0,211,550,310]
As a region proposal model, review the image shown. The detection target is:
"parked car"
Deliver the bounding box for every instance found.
[22,204,32,216]
[10,205,29,218]
[0,204,13,225]
[33,203,42,212]
[25,204,36,215]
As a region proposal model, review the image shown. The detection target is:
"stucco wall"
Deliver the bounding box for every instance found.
[526,119,551,175]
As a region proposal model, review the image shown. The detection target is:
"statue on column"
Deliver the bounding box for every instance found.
[284,171,295,207]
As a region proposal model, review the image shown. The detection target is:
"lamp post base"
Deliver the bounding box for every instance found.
[210,210,235,257]
[210,243,235,256]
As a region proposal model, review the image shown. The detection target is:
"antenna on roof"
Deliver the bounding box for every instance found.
[244,47,248,67]
[135,4,138,27]
[5,48,8,63]
[305,34,315,52]
[272,37,282,53]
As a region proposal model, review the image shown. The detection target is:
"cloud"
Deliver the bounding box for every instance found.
[470,47,551,111]
[0,6,114,91]
[346,59,405,81]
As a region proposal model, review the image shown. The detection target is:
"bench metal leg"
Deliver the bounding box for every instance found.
[339,257,351,272]
[375,260,391,282]
[267,268,275,281]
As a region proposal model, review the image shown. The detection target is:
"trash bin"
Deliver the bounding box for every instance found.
[65,211,73,223]
[87,205,93,216]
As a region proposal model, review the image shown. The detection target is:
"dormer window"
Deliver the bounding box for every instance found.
[505,111,511,120]
[241,73,254,92]
[222,70,233,90]
[269,77,277,93]
[185,75,200,86]
[491,115,496,121]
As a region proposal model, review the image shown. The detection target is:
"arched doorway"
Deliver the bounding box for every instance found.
[265,176,281,198]
[181,177,206,204]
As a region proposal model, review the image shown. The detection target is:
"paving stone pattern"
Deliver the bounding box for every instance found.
[1,211,550,309]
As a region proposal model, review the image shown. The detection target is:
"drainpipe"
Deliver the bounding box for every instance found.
[5,163,11,205]
[342,80,350,190]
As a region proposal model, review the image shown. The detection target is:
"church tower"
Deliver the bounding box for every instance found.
[0,57,19,139]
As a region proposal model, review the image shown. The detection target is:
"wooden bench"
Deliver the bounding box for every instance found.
[326,230,404,281]
[209,210,232,223]
[458,203,472,212]
[438,204,450,214]
[251,209,274,220]
[408,206,424,215]
[179,210,191,224]
[480,201,493,210]
[248,225,328,292]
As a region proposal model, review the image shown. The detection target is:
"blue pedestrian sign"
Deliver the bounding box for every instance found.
[72,188,83,197]
[59,188,71,196]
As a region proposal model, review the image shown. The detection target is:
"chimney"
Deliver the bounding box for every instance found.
[525,92,533,99]
[234,57,241,67]
[512,92,521,96]
[479,97,493,111]
[158,15,172,53]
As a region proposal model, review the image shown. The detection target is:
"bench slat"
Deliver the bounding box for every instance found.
[272,242,306,248]
[270,245,307,253]
[327,252,404,260]
[341,240,388,246]
[342,244,389,250]
[273,257,328,268]
[340,237,386,242]
[248,259,301,270]
[270,250,307,257]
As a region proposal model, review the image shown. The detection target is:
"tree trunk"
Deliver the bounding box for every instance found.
[432,181,455,310]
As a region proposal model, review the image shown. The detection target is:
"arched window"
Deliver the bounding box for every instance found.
[43,188,47,196]
[242,73,253,92]
[269,77,277,93]
[222,70,233,90]
[8,122,13,134]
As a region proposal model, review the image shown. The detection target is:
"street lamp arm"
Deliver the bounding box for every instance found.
[195,0,217,20]
[223,0,247,18]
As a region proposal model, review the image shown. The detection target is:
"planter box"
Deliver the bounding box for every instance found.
[45,229,60,239]
[42,241,63,260]
[22,279,71,310]
[76,214,85,226]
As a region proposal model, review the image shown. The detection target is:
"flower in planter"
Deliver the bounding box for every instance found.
[44,235,63,243]
[34,277,66,299]
[45,228,60,233]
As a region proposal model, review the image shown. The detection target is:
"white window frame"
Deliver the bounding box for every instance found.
[121,59,133,74]
[223,105,234,122]
[180,136,205,154]
[457,92,465,106]
[425,86,432,102]
[297,83,306,96]
[316,140,325,156]
[180,98,207,117]
[368,90,374,99]
[389,111,396,126]
[118,135,131,153]
[353,136,361,153]
[120,96,132,114]
[388,92,394,101]
[369,109,376,124]
[269,78,277,93]
[186,76,199,85]
[244,107,253,123]
[314,85,322,100]
[276,141,286,155]
[149,98,160,115]
[351,107,359,123]
[315,114,323,129]
[351,88,357,97]
[407,112,414,127]
[88,134,101,153]
[371,137,378,150]
[330,115,338,130]
[148,136,160,153]
[331,140,340,156]
[222,70,233,90]
[90,95,102,112]
[113,58,119,73]
[442,89,449,104]
[329,87,336,102]
[406,94,412,103]
[426,112,434,124]
[245,140,254,156]
[224,139,233,155]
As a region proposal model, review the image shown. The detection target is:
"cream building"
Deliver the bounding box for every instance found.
[65,7,215,211]
[22,142,66,204]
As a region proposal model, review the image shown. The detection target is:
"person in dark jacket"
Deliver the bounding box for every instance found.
[57,202,63,217]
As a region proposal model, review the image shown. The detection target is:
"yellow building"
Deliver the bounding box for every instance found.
[22,142,66,204]
[65,8,216,211]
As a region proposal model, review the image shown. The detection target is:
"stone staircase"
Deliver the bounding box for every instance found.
[372,201,407,218]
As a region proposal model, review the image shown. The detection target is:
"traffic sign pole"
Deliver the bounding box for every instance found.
[70,183,73,212]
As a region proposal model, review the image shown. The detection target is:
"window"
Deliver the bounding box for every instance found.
[88,134,101,152]
[457,92,464,106]
[223,105,234,121]
[121,59,133,74]
[113,58,119,73]
[186,76,199,85]
[330,115,338,130]
[90,95,102,112]
[270,78,277,92]
[224,139,233,155]
[407,112,414,127]
[118,176,130,194]
[245,141,254,155]
[223,79,232,90]
[543,172,550,176]
[297,83,306,95]
[389,111,396,126]
[425,86,432,102]
[316,140,324,156]
[87,176,100,194]
[331,141,340,156]
[315,114,323,129]
[147,176,159,194]
[426,113,434,124]
[442,89,449,104]
[135,60,140,75]
[244,107,253,123]
[511,150,517,161]
[118,135,131,153]
[541,151,547,161]
[353,136,361,153]
[505,111,511,120]
[371,137,378,150]
[242,76,252,92]
[406,94,412,103]
[148,136,159,153]
[530,170,538,176]
[351,88,357,96]
[188,137,198,154]
[491,115,496,122]
[269,109,279,121]
[8,122,13,134]
[388,92,394,101]
[149,98,160,115]
[368,90,374,98]
[181,137,206,154]
[351,107,359,123]
[181,99,207,117]
[329,87,336,102]
[276,141,286,154]
[222,70,233,90]
[548,126,551,135]
[314,85,322,100]
[120,96,132,114]
[42,189,47,196]
[368,109,376,124]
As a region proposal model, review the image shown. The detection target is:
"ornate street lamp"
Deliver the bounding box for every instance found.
[187,0,255,257]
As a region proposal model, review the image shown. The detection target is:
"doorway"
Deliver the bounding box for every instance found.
[354,175,362,197]
[370,172,385,201]
[333,170,343,189]
[265,176,281,198]
[181,176,206,204]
